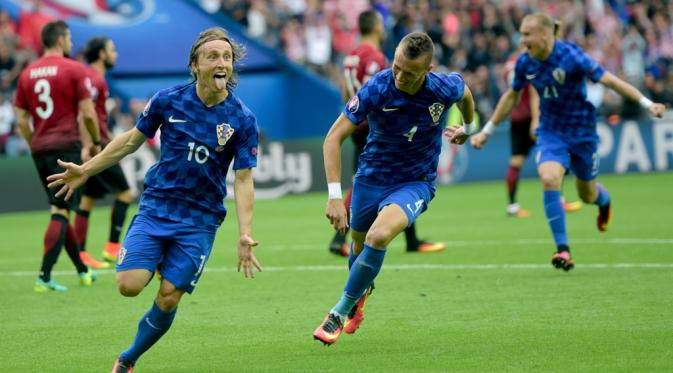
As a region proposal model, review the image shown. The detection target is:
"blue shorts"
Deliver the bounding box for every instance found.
[535,129,599,181]
[350,179,436,233]
[118,213,217,294]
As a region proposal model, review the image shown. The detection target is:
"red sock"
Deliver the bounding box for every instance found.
[505,166,520,205]
[40,215,67,281]
[74,210,89,251]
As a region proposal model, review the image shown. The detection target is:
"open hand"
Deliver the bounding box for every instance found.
[237,234,261,278]
[46,159,90,201]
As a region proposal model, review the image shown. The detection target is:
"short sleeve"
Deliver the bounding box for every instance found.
[135,92,163,138]
[572,45,605,82]
[511,55,527,91]
[343,74,383,124]
[14,72,27,110]
[74,64,92,102]
[233,113,259,170]
[439,72,465,103]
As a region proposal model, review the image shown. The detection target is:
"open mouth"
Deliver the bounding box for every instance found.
[214,72,227,89]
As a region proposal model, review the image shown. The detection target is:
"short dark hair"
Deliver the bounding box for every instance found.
[42,20,68,49]
[83,37,109,64]
[189,27,246,91]
[399,32,434,63]
[358,10,379,36]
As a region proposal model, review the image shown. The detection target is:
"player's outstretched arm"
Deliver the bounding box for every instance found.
[528,86,540,141]
[599,72,666,118]
[446,85,476,145]
[323,113,357,234]
[234,168,261,279]
[471,88,521,149]
[47,127,146,200]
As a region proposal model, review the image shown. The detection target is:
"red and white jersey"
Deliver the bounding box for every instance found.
[504,54,532,125]
[15,55,92,153]
[342,43,386,99]
[85,65,111,144]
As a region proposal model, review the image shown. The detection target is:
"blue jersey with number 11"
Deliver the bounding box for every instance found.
[135,83,259,229]
[344,69,465,185]
[512,40,605,135]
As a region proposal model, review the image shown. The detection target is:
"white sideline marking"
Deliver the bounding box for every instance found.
[269,238,673,251]
[1,238,672,264]
[2,263,673,277]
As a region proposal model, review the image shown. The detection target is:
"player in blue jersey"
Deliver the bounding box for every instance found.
[313,32,477,345]
[47,28,262,372]
[471,13,665,271]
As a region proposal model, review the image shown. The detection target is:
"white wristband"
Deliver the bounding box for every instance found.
[639,97,653,109]
[463,121,478,135]
[328,182,342,200]
[482,121,495,136]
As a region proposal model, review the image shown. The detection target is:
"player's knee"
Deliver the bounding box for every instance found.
[539,173,562,189]
[365,226,393,248]
[116,276,143,297]
[117,282,142,297]
[156,290,181,310]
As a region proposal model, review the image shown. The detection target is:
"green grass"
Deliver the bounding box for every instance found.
[1,172,673,372]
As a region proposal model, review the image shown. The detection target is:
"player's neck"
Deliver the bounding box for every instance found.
[195,82,228,107]
[360,35,381,49]
[42,48,64,58]
[91,61,106,75]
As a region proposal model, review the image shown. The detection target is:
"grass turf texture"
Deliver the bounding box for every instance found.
[1,172,672,372]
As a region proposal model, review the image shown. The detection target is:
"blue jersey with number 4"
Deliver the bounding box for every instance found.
[512,40,605,135]
[135,83,259,229]
[343,69,465,185]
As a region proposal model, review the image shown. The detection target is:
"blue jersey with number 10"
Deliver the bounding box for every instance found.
[344,69,465,185]
[135,83,259,229]
[512,40,605,135]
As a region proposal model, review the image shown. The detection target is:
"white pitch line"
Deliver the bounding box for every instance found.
[265,238,673,251]
[1,237,672,264]
[2,263,673,278]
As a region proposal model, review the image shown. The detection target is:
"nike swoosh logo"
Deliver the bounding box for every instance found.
[526,74,537,80]
[168,115,187,123]
[382,107,400,112]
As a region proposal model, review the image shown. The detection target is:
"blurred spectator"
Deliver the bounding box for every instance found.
[0,91,12,153]
[0,40,19,92]
[17,0,54,56]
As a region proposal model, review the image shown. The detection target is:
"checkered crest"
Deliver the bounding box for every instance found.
[428,102,446,124]
[216,123,235,146]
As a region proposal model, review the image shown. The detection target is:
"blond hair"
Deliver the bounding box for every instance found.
[188,27,246,91]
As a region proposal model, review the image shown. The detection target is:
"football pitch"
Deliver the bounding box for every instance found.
[1,172,672,372]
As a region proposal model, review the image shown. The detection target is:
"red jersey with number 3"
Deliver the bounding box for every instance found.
[15,55,91,153]
[85,66,111,144]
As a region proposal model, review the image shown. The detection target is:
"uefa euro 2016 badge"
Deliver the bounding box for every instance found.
[215,123,234,152]
[428,102,445,125]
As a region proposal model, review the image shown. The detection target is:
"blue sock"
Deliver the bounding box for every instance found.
[332,244,386,316]
[348,242,356,270]
[120,302,177,364]
[594,183,611,207]
[543,190,568,247]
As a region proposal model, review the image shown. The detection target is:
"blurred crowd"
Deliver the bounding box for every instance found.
[202,0,673,121]
[2,1,673,156]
